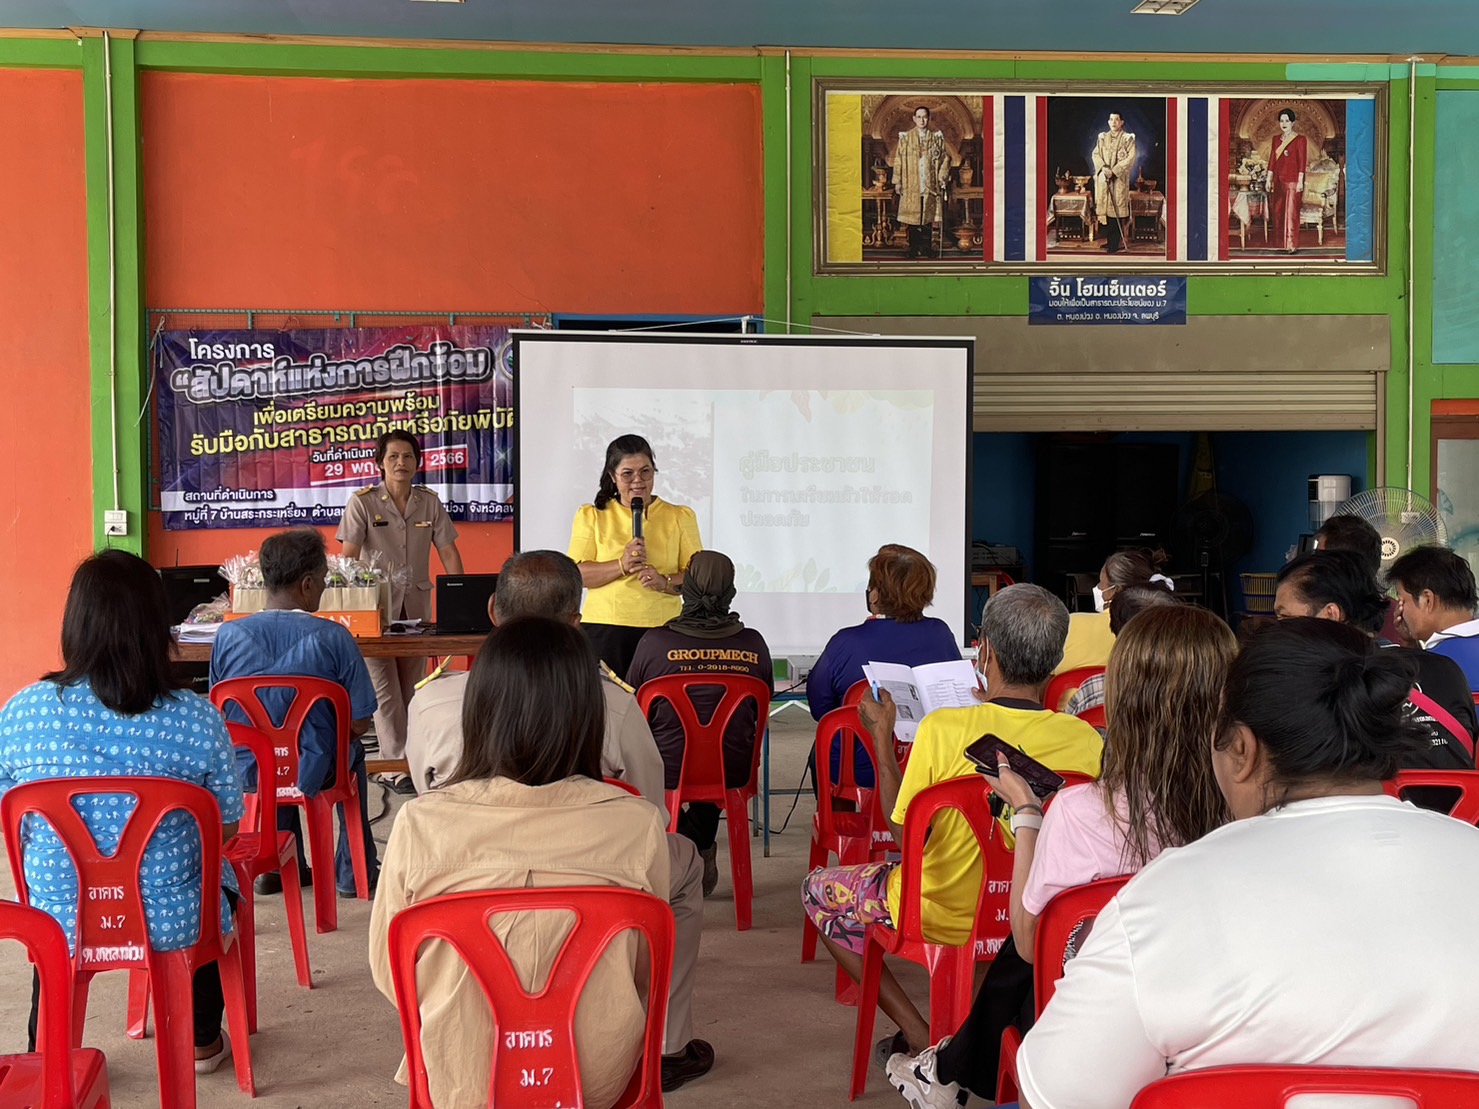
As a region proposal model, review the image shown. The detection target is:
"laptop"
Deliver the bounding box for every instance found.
[435,574,499,634]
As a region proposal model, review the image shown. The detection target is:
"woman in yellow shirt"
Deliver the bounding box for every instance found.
[568,434,702,679]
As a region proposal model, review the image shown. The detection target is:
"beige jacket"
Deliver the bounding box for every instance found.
[405,669,668,818]
[368,776,669,1109]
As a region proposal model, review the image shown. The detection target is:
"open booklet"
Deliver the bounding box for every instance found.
[860,658,981,743]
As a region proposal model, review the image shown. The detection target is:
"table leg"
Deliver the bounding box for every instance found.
[761,725,771,857]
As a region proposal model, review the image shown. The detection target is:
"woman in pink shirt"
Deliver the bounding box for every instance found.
[887,604,1237,1109]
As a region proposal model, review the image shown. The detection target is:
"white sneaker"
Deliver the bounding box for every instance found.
[194,1031,232,1075]
[886,1037,968,1109]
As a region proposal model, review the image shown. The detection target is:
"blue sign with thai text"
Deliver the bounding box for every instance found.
[1028,275,1187,325]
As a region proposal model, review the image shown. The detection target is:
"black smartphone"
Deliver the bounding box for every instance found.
[964,733,1066,800]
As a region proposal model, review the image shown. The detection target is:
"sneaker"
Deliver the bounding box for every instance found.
[699,844,719,897]
[873,1029,908,1072]
[886,1038,968,1109]
[388,775,417,797]
[194,1031,232,1075]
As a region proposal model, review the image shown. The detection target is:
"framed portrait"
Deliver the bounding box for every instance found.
[815,80,1386,275]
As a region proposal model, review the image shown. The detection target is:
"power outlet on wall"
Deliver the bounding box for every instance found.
[103,509,128,537]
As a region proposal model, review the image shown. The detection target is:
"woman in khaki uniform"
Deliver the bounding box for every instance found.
[339,430,462,794]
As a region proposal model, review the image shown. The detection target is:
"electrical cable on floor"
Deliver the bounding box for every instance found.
[777,751,817,834]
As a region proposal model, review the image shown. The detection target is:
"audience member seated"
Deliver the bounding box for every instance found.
[1277,549,1476,775]
[887,604,1235,1109]
[1062,582,1178,719]
[1314,512,1406,644]
[209,527,379,899]
[369,618,670,1109]
[1388,544,1479,690]
[1008,618,1479,1108]
[404,549,713,1091]
[1054,547,1173,686]
[0,550,244,1072]
[627,550,773,892]
[806,544,961,789]
[802,584,1103,1065]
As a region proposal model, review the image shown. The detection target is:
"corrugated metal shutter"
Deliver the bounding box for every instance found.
[814,314,1387,433]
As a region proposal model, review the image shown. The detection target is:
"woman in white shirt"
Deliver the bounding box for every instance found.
[1009,618,1479,1109]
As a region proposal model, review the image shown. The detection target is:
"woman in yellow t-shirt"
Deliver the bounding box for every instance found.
[568,434,702,679]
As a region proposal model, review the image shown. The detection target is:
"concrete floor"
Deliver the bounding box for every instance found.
[0,704,941,1108]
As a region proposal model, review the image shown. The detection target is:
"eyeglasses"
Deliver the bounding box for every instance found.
[616,467,656,481]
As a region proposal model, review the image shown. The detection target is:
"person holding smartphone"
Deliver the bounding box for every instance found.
[886,604,1236,1109]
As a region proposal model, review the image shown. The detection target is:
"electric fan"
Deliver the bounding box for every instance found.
[1332,488,1448,568]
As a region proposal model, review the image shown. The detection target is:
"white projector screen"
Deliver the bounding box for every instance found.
[512,331,974,656]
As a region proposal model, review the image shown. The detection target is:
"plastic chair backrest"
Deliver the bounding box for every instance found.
[842,680,870,708]
[387,887,674,1109]
[635,674,771,797]
[1077,704,1106,730]
[603,777,642,797]
[1129,1065,1479,1107]
[813,707,883,839]
[1044,667,1105,714]
[211,676,352,801]
[0,901,78,1108]
[892,775,1004,948]
[1,776,226,973]
[1383,769,1479,825]
[227,722,282,838]
[1032,875,1129,1013]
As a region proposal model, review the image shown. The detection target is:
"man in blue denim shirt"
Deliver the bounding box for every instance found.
[211,528,379,897]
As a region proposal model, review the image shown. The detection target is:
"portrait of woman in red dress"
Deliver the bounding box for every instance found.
[1268,107,1308,254]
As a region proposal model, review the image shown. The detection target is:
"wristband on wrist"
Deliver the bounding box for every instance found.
[1015,803,1044,816]
[1010,810,1044,835]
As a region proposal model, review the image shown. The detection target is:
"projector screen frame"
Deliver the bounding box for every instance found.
[511,329,976,649]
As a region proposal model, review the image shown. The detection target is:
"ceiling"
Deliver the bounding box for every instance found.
[3,0,1477,57]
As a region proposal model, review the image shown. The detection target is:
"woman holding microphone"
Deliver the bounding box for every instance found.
[569,434,702,679]
[338,429,463,795]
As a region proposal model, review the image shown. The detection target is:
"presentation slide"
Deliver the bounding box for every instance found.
[514,333,973,656]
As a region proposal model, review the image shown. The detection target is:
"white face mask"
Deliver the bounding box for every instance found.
[1092,584,1108,613]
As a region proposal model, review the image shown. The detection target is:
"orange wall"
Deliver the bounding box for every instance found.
[0,69,91,697]
[141,73,765,574]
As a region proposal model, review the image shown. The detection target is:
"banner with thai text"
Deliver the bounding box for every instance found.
[156,326,514,530]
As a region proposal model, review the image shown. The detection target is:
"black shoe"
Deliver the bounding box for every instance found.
[338,872,380,900]
[660,1039,714,1092]
[699,844,719,898]
[254,867,311,896]
[389,775,417,797]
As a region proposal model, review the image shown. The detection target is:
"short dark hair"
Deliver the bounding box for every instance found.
[1387,546,1478,615]
[1277,549,1388,634]
[495,551,583,624]
[1315,514,1381,575]
[375,429,421,470]
[593,434,656,510]
[43,550,187,715]
[913,106,931,119]
[1215,618,1427,789]
[1278,107,1298,123]
[448,618,605,788]
[259,528,328,592]
[1108,582,1179,636]
[867,544,937,623]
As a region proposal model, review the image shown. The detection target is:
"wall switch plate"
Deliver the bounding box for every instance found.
[104,509,128,537]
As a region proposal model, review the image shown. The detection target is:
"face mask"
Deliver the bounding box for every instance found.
[1092,585,1108,614]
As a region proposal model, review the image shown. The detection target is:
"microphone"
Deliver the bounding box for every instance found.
[630,496,645,540]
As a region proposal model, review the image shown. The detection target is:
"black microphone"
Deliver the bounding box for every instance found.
[630,496,645,540]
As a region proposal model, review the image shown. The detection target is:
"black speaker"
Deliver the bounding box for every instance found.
[159,565,229,626]
[1035,440,1114,598]
[1112,443,1180,550]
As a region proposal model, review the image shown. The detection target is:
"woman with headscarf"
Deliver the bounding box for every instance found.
[627,551,773,895]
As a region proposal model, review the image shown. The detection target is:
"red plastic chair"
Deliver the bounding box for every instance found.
[842,679,912,772]
[1077,703,1107,730]
[1129,1065,1479,1106]
[1383,768,1479,825]
[848,775,1011,1100]
[603,777,642,796]
[224,722,314,1028]
[387,887,674,1109]
[996,875,1130,1104]
[1044,666,1105,713]
[1,777,256,1106]
[211,675,371,934]
[0,901,112,1109]
[635,673,771,931]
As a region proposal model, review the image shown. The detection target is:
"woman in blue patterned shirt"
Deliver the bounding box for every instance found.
[0,550,245,1073]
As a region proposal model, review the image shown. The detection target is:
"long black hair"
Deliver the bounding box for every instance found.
[593,434,656,510]
[1215,618,1427,790]
[43,550,187,715]
[448,618,605,787]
